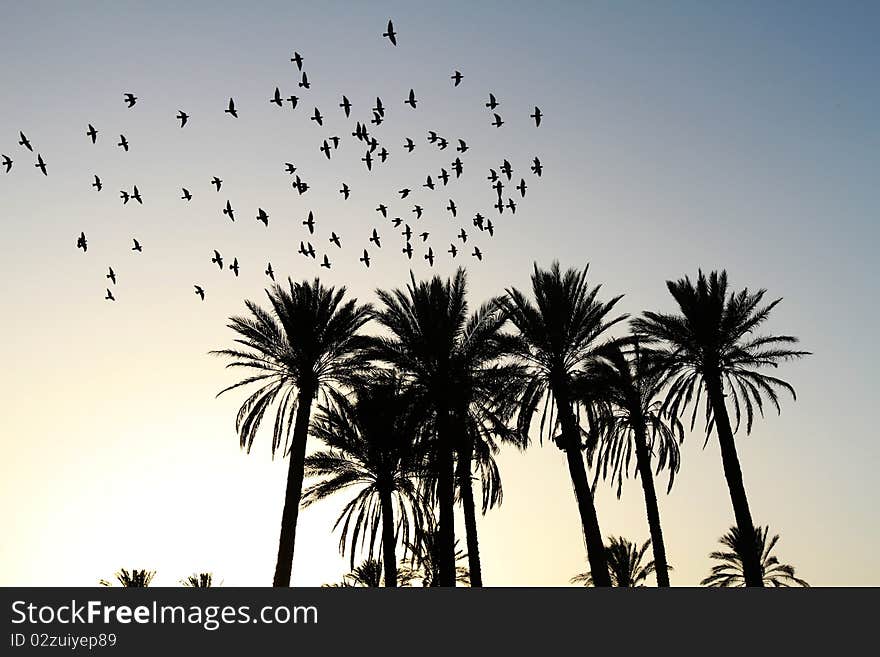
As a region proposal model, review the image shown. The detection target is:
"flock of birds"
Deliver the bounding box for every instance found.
[3,20,544,302]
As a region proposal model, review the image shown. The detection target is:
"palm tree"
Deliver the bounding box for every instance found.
[497,262,626,587]
[302,374,426,587]
[212,278,372,586]
[368,269,508,586]
[401,514,470,587]
[702,525,809,587]
[180,572,216,587]
[571,537,659,587]
[100,568,155,587]
[324,559,418,587]
[572,340,683,586]
[632,270,809,586]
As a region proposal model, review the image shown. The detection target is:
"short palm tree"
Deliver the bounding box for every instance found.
[571,537,659,587]
[702,525,809,587]
[497,262,627,587]
[303,374,426,587]
[401,514,470,587]
[573,339,683,586]
[324,559,418,587]
[632,270,809,586]
[180,572,216,587]
[100,568,155,587]
[212,278,372,586]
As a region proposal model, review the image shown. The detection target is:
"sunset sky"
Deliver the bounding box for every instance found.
[1,1,878,587]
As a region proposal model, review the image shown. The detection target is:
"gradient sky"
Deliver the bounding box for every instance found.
[1,1,878,587]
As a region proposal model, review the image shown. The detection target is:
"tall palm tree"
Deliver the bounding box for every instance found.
[497,262,626,587]
[632,270,809,587]
[368,269,512,586]
[100,568,155,587]
[180,572,216,587]
[302,374,426,587]
[571,537,659,587]
[212,278,372,586]
[702,525,809,587]
[572,340,683,586]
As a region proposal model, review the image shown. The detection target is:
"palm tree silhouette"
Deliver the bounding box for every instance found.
[213,277,372,586]
[368,269,490,586]
[99,568,155,587]
[572,340,683,586]
[324,558,419,587]
[303,374,426,587]
[571,537,660,587]
[497,262,626,587]
[180,572,217,587]
[632,270,809,586]
[702,525,809,587]
[400,514,470,587]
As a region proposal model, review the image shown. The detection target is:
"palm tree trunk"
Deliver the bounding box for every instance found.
[272,390,313,587]
[379,486,398,587]
[436,408,456,587]
[633,425,671,587]
[457,441,483,587]
[555,389,611,587]
[705,374,764,587]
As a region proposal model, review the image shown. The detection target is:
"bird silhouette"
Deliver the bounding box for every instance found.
[118,134,129,152]
[291,51,304,70]
[494,197,504,214]
[194,285,205,300]
[369,228,381,247]
[340,95,352,117]
[181,188,192,201]
[223,200,235,221]
[517,178,527,197]
[1,155,11,173]
[321,254,331,269]
[491,113,504,128]
[437,137,449,150]
[451,158,463,178]
[458,228,467,243]
[305,242,316,258]
[413,205,423,219]
[399,188,411,199]
[472,246,482,261]
[530,106,543,127]
[360,249,371,267]
[284,163,297,175]
[438,169,450,185]
[329,232,342,248]
[428,130,438,143]
[371,111,383,126]
[492,180,504,196]
[320,140,331,159]
[132,239,142,252]
[401,224,412,241]
[405,88,418,108]
[473,213,485,230]
[35,153,47,175]
[285,94,298,108]
[92,175,102,191]
[225,98,238,118]
[131,186,142,204]
[107,267,116,285]
[419,231,430,242]
[506,198,516,213]
[383,19,397,46]
[19,131,32,151]
[298,241,311,258]
[391,217,403,227]
[211,176,222,191]
[311,107,323,125]
[339,183,350,200]
[256,208,269,227]
[294,176,309,194]
[376,204,388,217]
[86,124,98,143]
[486,219,494,236]
[229,258,240,277]
[446,199,457,217]
[425,247,434,266]
[488,168,498,182]
[457,139,468,153]
[303,210,315,234]
[486,93,499,110]
[501,159,513,180]
[105,288,115,301]
[265,262,275,280]
[124,93,137,108]
[378,147,389,163]
[120,190,130,204]
[448,244,458,257]
[362,150,373,171]
[330,136,340,149]
[403,137,415,153]
[424,175,435,190]
[177,110,189,127]
[531,157,543,177]
[374,97,385,117]
[211,250,223,269]
[299,71,310,89]
[451,70,463,86]
[76,232,87,252]
[271,87,283,107]
[402,242,413,259]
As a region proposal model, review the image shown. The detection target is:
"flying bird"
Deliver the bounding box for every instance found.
[437,137,448,150]
[320,254,331,269]
[401,224,412,241]
[194,285,205,301]
[438,169,450,186]
[378,147,389,163]
[291,51,304,70]
[225,98,238,118]
[448,244,458,258]
[284,163,297,175]
[451,158,463,178]
[19,131,32,151]
[299,71,310,89]
[491,113,504,128]
[181,188,192,201]
[124,93,137,108]
[531,157,543,177]
[223,200,235,221]
[86,124,98,143]
[294,176,309,194]
[132,239,142,252]
[229,258,239,277]
[265,262,275,280]
[506,198,516,214]
[270,87,283,107]
[371,111,383,126]
[211,176,222,191]
[399,188,411,199]
[118,134,129,152]
[458,228,467,243]
[311,107,323,125]
[369,228,381,247]
[76,232,87,252]
[303,210,315,234]
[412,205,423,219]
[403,137,415,153]
[362,150,373,171]
[488,168,498,182]
[374,97,385,117]
[501,159,512,180]
[425,247,434,266]
[329,232,342,248]
[1,154,11,173]
[427,130,438,143]
[340,95,351,117]
[360,249,371,268]
[530,106,543,127]
[339,183,350,200]
[402,242,413,259]
[517,178,527,197]
[177,110,189,127]
[405,89,417,108]
[320,140,331,159]
[35,154,47,176]
[131,185,142,204]
[486,219,494,236]
[120,190,130,204]
[92,175,102,191]
[419,231,430,242]
[330,136,340,149]
[457,139,468,153]
[376,204,388,217]
[391,217,402,227]
[105,289,116,301]
[287,95,299,108]
[424,175,435,190]
[107,267,116,285]
[451,70,463,86]
[256,208,269,227]
[446,199,457,217]
[486,93,499,110]
[472,247,482,261]
[473,213,485,230]
[383,19,397,46]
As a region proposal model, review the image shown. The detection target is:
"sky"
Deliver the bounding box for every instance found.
[1,1,878,587]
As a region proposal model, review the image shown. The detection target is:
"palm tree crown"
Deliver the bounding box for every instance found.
[100,568,155,587]
[702,525,809,587]
[571,537,660,587]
